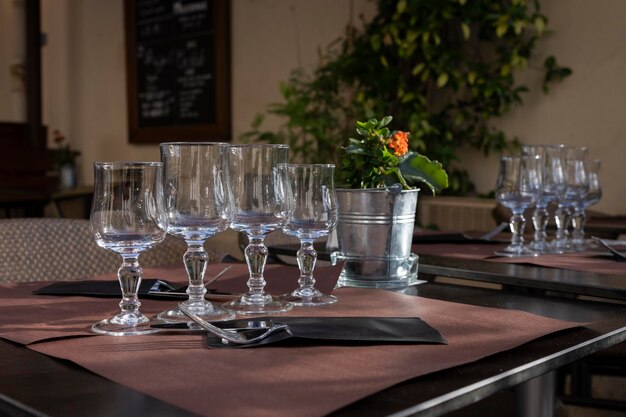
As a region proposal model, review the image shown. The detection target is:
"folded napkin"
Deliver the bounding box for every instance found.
[199,316,446,348]
[32,279,182,298]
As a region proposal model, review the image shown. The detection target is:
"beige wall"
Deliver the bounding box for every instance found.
[36,0,372,186]
[0,0,625,214]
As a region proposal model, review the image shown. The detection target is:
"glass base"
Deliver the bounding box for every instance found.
[528,240,550,253]
[280,288,337,307]
[222,295,293,316]
[494,246,539,257]
[581,238,601,250]
[91,314,162,336]
[157,300,235,323]
[332,253,420,289]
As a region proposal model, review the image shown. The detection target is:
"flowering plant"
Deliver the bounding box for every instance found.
[52,129,80,168]
[337,116,448,194]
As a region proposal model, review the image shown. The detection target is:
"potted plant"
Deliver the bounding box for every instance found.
[52,129,80,189]
[331,116,448,289]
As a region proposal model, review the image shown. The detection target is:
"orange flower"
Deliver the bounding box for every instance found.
[387,131,409,157]
[53,129,65,145]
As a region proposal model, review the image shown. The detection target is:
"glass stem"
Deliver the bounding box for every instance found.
[509,212,526,250]
[117,255,143,322]
[571,209,587,244]
[532,207,549,244]
[296,240,317,292]
[554,205,571,242]
[183,242,208,306]
[244,235,268,297]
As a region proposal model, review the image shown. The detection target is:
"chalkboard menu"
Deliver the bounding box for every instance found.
[125,0,230,143]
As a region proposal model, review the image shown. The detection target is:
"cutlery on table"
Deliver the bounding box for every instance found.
[150,320,274,332]
[479,222,509,241]
[178,303,291,345]
[591,237,626,262]
[204,265,233,287]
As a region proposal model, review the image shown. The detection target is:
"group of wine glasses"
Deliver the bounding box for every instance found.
[89,143,338,336]
[495,144,602,257]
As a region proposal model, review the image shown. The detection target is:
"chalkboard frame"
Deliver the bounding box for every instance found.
[124,0,231,143]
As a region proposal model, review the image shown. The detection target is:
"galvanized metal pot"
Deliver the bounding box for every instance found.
[330,184,419,288]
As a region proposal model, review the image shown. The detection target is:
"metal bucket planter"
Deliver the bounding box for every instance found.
[330,184,419,288]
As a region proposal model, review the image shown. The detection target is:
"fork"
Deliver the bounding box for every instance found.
[178,303,290,345]
[592,237,626,262]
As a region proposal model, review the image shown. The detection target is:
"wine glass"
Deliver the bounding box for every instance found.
[571,159,601,250]
[522,145,566,253]
[281,164,337,306]
[494,155,541,257]
[157,143,235,322]
[522,145,549,252]
[223,144,294,315]
[90,162,167,336]
[552,146,589,253]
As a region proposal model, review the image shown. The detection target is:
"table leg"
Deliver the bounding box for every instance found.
[515,371,556,417]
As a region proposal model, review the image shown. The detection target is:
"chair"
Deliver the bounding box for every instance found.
[0,218,226,283]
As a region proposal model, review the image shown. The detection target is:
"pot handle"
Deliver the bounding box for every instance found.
[330,251,346,266]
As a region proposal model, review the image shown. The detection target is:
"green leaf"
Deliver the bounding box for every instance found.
[399,153,449,194]
[461,23,471,40]
[467,71,477,85]
[396,0,407,14]
[370,34,381,51]
[496,23,508,37]
[345,145,367,155]
[379,116,393,127]
[411,63,425,76]
[251,113,264,128]
[436,73,449,88]
[534,16,546,34]
[380,55,389,68]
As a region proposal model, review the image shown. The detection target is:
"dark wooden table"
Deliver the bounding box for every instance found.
[415,253,626,301]
[1,281,624,417]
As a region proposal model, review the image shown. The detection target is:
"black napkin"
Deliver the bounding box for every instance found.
[202,317,447,348]
[33,279,179,297]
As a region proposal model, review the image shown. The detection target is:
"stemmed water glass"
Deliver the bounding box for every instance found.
[571,159,602,250]
[223,144,294,315]
[494,155,542,257]
[90,162,167,336]
[522,145,566,253]
[157,143,235,322]
[552,146,589,253]
[281,164,338,306]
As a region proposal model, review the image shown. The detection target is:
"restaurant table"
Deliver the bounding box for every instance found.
[410,243,626,302]
[1,270,625,417]
[268,240,626,301]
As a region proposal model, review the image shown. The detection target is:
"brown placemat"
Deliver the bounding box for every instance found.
[0,264,584,417]
[28,290,582,417]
